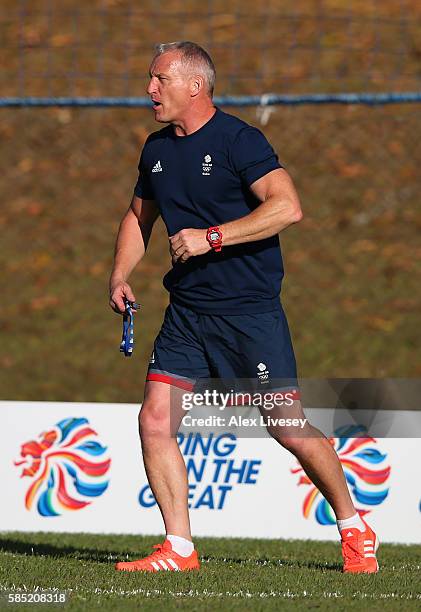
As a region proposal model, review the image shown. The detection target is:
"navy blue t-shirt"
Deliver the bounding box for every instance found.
[134,108,284,315]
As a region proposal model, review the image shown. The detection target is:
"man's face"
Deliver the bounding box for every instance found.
[147,51,193,123]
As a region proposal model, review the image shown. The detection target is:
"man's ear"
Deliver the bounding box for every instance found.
[190,75,204,97]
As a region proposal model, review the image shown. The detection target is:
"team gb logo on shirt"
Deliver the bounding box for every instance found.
[202,154,212,176]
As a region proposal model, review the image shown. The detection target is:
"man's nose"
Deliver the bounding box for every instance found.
[146,77,156,95]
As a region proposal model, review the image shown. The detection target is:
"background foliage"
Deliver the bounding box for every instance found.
[1,0,420,402]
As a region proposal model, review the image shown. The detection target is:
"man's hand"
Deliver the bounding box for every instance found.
[109,279,137,314]
[169,229,211,264]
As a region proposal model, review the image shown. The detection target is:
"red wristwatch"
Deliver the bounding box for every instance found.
[206,226,223,252]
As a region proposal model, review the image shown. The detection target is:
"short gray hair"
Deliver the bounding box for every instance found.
[154,41,216,96]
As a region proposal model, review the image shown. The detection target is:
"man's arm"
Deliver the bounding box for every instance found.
[219,168,302,245]
[109,195,160,313]
[169,168,302,263]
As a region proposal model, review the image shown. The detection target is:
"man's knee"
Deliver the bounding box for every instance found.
[138,401,170,440]
[267,427,308,455]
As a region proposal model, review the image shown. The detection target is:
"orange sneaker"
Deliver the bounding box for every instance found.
[341,518,379,574]
[115,539,200,573]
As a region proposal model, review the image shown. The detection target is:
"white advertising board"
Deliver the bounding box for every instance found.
[1,401,419,543]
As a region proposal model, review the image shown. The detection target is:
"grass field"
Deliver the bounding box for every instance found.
[1,532,420,610]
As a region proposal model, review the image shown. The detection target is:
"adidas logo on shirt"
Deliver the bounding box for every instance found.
[152,160,163,173]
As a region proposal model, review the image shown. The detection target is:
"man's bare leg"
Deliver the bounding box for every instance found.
[265,403,380,573]
[262,401,355,519]
[138,381,191,540]
[139,385,356,541]
[284,428,355,519]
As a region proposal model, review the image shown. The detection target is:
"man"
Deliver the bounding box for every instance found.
[109,42,378,574]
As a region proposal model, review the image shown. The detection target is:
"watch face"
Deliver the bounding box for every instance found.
[209,231,220,241]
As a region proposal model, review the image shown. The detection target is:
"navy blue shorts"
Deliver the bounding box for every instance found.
[147,302,298,394]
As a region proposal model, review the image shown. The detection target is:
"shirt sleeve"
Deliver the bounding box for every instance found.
[231,127,283,186]
[133,148,154,200]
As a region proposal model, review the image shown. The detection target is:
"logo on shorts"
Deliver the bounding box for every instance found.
[257,362,270,384]
[149,351,155,364]
[202,154,212,176]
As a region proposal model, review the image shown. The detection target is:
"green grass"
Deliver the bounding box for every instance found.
[1,532,420,610]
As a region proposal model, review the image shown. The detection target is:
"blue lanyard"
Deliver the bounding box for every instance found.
[120,299,140,357]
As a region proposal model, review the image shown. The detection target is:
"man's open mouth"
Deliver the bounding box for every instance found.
[152,100,162,110]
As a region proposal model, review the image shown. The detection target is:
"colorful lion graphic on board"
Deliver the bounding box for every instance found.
[291,425,391,524]
[14,417,111,516]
